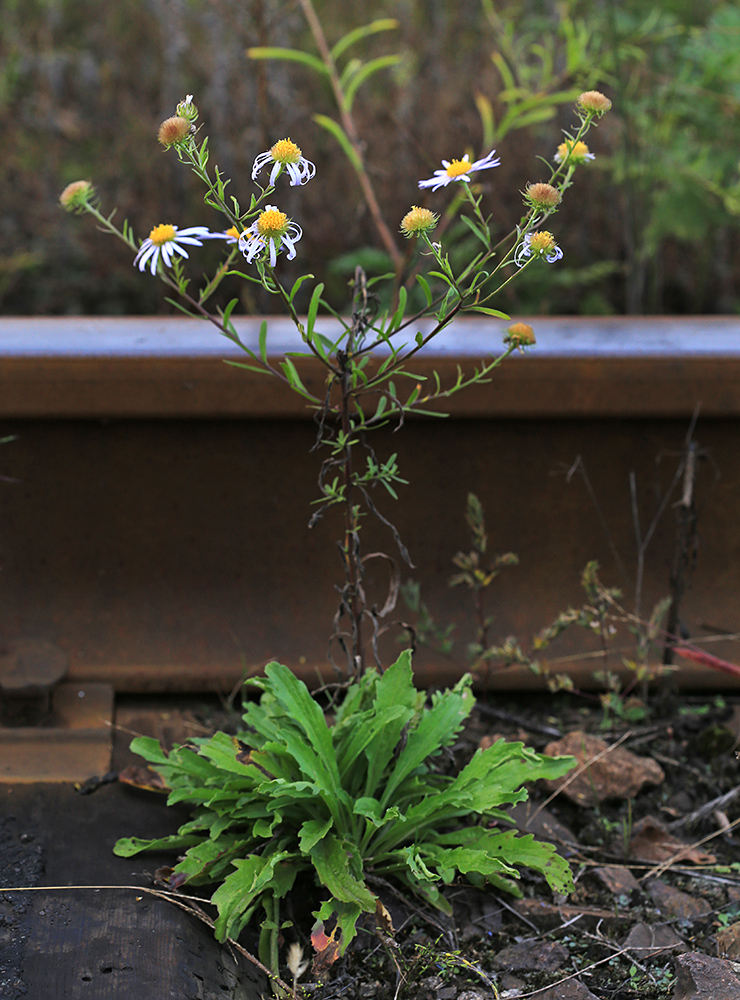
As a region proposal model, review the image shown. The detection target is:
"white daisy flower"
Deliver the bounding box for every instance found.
[238,206,302,267]
[133,224,216,275]
[514,231,564,268]
[252,138,316,187]
[418,149,500,191]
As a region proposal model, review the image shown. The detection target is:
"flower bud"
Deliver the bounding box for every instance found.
[504,322,536,348]
[400,205,438,238]
[176,94,198,123]
[59,180,94,211]
[524,182,561,210]
[577,91,612,116]
[158,115,191,147]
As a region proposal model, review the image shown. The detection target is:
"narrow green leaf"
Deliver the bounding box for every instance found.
[330,18,399,62]
[468,306,510,318]
[247,46,330,77]
[388,286,407,333]
[474,91,495,150]
[306,282,325,335]
[459,213,488,245]
[344,55,403,112]
[491,51,516,90]
[280,356,308,394]
[416,274,433,307]
[258,320,268,363]
[223,360,270,375]
[289,273,315,303]
[113,833,201,857]
[313,115,363,173]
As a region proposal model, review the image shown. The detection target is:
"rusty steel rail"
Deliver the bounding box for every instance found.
[1,315,739,419]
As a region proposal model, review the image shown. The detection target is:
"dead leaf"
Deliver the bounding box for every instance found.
[375,899,394,935]
[311,919,341,977]
[117,765,168,792]
[629,816,716,864]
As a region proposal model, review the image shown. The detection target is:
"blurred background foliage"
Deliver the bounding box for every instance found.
[1,0,739,316]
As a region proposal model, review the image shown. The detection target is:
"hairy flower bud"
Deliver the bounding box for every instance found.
[524,182,561,210]
[400,205,438,238]
[158,115,191,147]
[577,90,612,116]
[59,180,94,211]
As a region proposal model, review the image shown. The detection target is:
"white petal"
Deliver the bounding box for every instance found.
[134,240,154,269]
[252,151,271,179]
[169,242,191,259]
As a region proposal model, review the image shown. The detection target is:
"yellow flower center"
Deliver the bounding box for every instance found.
[529,231,556,253]
[149,224,177,245]
[257,209,289,237]
[225,226,240,239]
[270,138,302,163]
[557,140,591,162]
[445,158,472,178]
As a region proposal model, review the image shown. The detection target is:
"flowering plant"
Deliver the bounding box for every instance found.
[62,57,610,986]
[61,86,609,675]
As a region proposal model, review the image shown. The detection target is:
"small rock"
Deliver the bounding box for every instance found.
[726,885,740,907]
[525,980,599,999]
[622,922,687,956]
[498,973,525,995]
[437,988,456,1000]
[673,952,740,999]
[717,921,740,960]
[648,880,712,921]
[491,940,569,973]
[458,992,489,1000]
[592,865,642,896]
[542,731,664,804]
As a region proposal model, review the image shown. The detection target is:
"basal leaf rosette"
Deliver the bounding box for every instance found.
[114,652,574,953]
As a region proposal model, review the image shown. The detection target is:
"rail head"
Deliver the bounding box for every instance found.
[1,315,738,419]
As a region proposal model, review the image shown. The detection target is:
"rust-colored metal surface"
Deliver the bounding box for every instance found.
[0,683,113,782]
[0,316,737,694]
[0,415,737,693]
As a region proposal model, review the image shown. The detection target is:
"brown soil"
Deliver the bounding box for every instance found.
[2,688,739,999]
